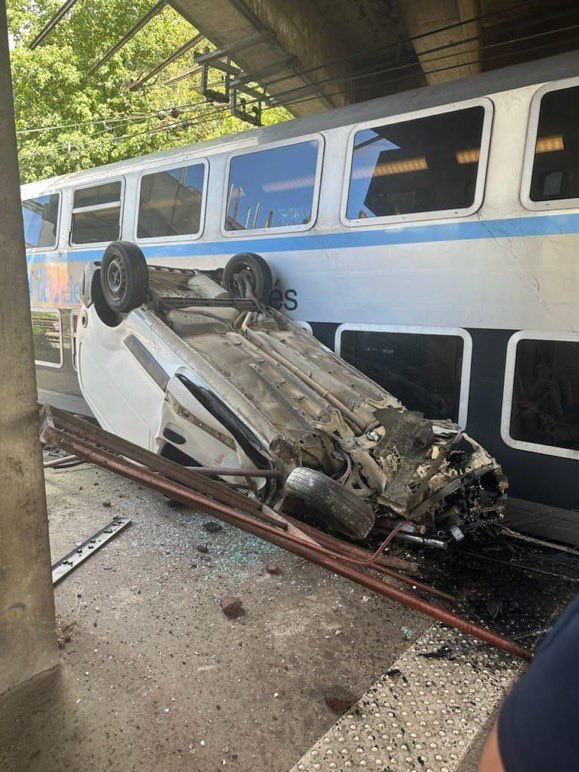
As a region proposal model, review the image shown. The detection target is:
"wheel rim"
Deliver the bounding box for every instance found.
[106,258,125,298]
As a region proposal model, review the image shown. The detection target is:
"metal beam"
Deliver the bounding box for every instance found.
[88,0,168,76]
[29,0,78,49]
[129,32,204,91]
[193,30,274,65]
[230,56,297,87]
[51,517,132,585]
[41,406,533,662]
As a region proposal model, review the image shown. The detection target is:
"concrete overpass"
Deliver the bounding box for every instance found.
[169,0,579,117]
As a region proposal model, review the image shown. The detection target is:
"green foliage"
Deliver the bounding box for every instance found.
[8,0,291,183]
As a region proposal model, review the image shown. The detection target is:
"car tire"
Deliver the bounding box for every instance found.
[223,252,273,304]
[284,467,376,539]
[100,241,149,313]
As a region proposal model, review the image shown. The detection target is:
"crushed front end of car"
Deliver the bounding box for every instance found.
[77,244,508,546]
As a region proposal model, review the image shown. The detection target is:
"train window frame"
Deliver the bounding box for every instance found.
[22,191,61,252]
[69,178,125,247]
[31,309,63,368]
[501,330,579,460]
[521,76,579,211]
[334,323,472,429]
[340,97,494,227]
[134,158,209,244]
[220,134,324,237]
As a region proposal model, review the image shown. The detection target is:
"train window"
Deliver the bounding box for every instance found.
[137,163,205,239]
[529,85,579,203]
[345,105,486,221]
[338,328,467,424]
[31,310,62,367]
[225,140,319,232]
[71,181,122,244]
[508,337,579,453]
[22,193,59,249]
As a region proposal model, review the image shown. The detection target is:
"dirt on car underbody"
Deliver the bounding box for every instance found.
[78,252,508,544]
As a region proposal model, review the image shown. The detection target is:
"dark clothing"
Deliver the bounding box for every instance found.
[498,595,579,771]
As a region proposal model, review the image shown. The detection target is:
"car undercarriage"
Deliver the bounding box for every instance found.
[76,243,508,545]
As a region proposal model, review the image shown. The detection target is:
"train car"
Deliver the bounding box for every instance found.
[22,50,579,543]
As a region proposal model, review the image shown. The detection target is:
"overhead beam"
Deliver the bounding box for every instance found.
[170,0,351,115]
[398,0,482,85]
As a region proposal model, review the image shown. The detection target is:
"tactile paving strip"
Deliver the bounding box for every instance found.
[293,623,526,771]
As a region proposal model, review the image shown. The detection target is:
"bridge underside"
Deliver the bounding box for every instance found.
[170,0,579,116]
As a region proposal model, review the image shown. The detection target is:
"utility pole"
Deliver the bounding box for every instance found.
[0,0,58,694]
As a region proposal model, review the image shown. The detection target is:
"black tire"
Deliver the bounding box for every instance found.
[223,253,273,304]
[100,241,149,313]
[284,467,376,539]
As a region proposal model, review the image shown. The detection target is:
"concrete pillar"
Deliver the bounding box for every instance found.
[0,0,58,695]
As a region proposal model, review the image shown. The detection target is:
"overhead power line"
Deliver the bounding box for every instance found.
[18,8,579,141]
[20,24,579,166]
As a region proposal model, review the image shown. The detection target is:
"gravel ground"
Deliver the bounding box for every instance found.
[0,461,428,772]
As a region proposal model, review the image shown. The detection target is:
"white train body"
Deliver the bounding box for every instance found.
[23,51,579,541]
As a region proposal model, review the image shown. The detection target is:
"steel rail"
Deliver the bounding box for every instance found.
[42,418,532,661]
[282,515,454,602]
[41,413,453,600]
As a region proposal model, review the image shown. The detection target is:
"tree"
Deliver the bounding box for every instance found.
[8,0,291,182]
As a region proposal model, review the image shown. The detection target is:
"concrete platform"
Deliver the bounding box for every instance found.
[0,461,428,771]
[292,624,524,771]
[1,459,571,771]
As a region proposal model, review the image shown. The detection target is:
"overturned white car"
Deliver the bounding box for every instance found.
[77,242,508,544]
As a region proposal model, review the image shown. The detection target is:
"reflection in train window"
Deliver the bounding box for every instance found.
[340,330,464,422]
[71,181,122,244]
[32,310,62,367]
[22,193,60,249]
[225,141,319,231]
[510,338,579,451]
[138,164,205,238]
[346,106,485,220]
[530,85,579,202]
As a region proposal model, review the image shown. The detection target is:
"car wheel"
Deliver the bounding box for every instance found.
[284,467,376,539]
[100,241,149,313]
[223,253,273,304]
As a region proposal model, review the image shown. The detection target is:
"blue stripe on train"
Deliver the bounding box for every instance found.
[26,210,579,264]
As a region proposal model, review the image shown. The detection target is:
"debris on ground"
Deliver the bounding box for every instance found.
[203,521,224,534]
[322,685,360,713]
[220,596,244,619]
[196,544,209,554]
[265,564,283,575]
[401,626,414,640]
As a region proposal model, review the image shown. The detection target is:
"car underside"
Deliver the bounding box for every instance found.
[76,243,508,545]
